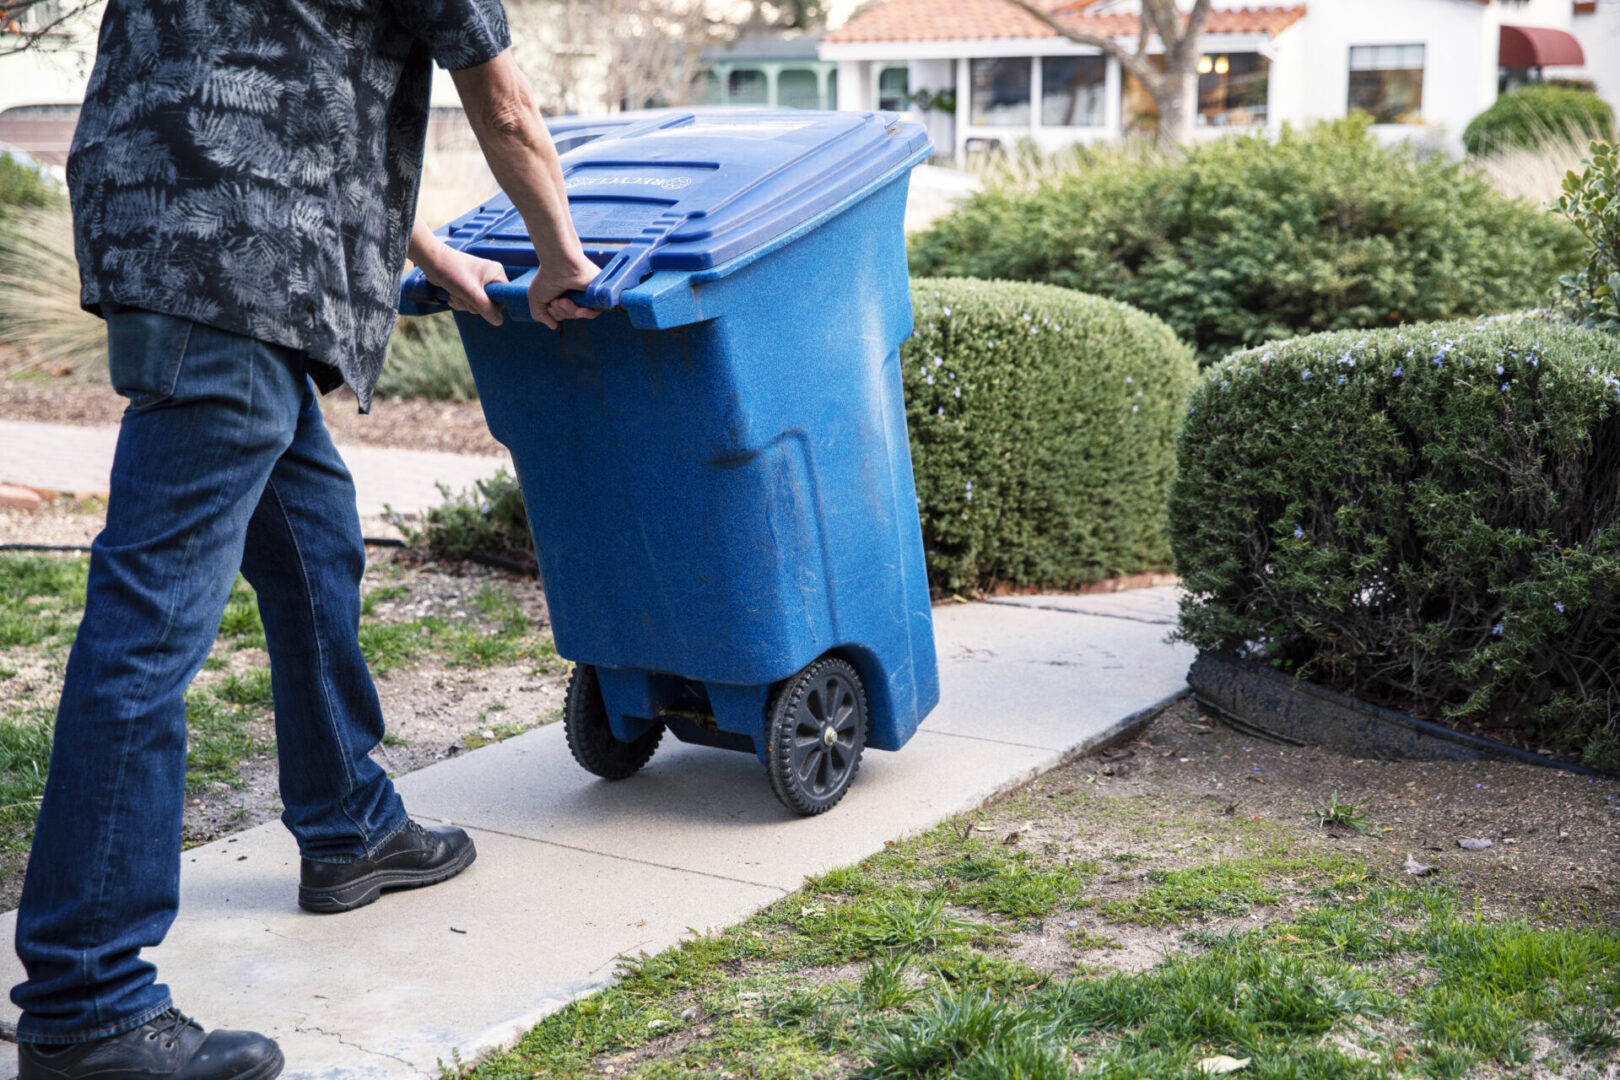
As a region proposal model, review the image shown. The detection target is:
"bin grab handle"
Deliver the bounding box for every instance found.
[398,266,601,321]
[485,268,597,320]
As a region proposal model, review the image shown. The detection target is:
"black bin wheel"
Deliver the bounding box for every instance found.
[766,656,867,816]
[564,663,662,780]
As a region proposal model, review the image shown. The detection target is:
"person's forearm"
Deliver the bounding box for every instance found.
[452,54,582,269]
[408,219,448,270]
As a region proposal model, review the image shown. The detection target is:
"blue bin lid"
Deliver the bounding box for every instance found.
[433,109,929,309]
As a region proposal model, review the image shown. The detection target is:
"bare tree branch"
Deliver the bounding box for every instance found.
[0,0,102,58]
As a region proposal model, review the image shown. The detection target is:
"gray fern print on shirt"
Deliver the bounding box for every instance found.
[68,0,510,411]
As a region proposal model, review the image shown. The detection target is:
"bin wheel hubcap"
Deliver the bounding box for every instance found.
[790,671,859,796]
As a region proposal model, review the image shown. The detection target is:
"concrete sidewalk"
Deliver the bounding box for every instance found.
[0,419,506,518]
[0,589,1193,1078]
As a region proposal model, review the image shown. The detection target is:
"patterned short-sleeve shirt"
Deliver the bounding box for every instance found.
[68,0,510,411]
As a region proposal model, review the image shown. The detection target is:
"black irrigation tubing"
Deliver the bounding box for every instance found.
[1,538,539,576]
[1,538,406,553]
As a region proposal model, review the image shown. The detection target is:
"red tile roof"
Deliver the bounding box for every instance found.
[824,1,1306,45]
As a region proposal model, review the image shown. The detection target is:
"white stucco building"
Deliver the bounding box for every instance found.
[820,0,1619,158]
[4,0,1617,166]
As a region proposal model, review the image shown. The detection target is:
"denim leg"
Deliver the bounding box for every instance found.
[12,311,306,1044]
[241,381,406,862]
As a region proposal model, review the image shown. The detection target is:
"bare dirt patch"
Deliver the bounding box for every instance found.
[979,696,1620,940]
[1,549,567,908]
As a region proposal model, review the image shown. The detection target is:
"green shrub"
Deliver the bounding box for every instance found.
[1168,317,1620,766]
[1464,86,1615,157]
[1557,140,1620,333]
[906,278,1195,592]
[0,151,59,217]
[910,118,1583,365]
[377,311,479,401]
[408,278,1196,593]
[398,467,532,565]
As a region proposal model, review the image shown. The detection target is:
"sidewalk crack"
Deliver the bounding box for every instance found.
[294,1024,429,1075]
[983,598,1176,625]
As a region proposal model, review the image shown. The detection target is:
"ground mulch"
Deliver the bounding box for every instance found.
[1033,696,1620,926]
[0,377,506,457]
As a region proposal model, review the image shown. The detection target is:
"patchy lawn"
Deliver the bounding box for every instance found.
[460,698,1619,1080]
[0,548,569,908]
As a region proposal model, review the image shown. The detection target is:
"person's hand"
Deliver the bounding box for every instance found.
[528,250,603,330]
[418,245,508,325]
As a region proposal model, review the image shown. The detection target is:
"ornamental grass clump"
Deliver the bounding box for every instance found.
[1168,319,1620,767]
[905,278,1196,594]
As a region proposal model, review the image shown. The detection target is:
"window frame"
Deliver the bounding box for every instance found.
[877,65,910,112]
[1040,54,1107,128]
[1346,43,1426,125]
[970,56,1034,128]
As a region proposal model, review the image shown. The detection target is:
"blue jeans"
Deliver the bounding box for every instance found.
[12,309,408,1044]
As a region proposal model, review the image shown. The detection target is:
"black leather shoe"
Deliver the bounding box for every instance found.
[19,1008,282,1080]
[298,819,476,913]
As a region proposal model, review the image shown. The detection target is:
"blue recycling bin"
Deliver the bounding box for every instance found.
[399,110,938,814]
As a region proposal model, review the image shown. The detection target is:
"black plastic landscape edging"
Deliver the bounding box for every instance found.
[1188,652,1618,781]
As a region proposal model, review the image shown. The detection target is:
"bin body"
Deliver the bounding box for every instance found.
[410,110,938,755]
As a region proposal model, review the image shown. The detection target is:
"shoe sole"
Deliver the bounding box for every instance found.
[297,839,478,914]
[243,1045,286,1080]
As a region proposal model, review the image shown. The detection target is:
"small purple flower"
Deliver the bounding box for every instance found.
[1337,375,1346,386]
[1293,526,1304,539]
[1393,366,1404,377]
[1496,363,1504,375]
[1492,622,1503,635]
[1301,370,1311,381]
[1554,601,1565,613]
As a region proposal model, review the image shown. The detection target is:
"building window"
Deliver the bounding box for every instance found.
[728,68,768,106]
[1348,44,1424,124]
[779,68,820,109]
[971,57,1032,126]
[693,70,723,106]
[1196,52,1268,126]
[1041,55,1105,127]
[878,67,909,112]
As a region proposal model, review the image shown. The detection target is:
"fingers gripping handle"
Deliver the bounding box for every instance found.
[396,266,600,322]
[482,269,584,321]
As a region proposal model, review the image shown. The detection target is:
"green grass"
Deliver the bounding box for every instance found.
[215,667,274,709]
[0,553,88,649]
[0,707,54,850]
[183,688,271,791]
[459,811,1620,1080]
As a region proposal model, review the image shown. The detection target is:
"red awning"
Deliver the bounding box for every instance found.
[1499,24,1585,68]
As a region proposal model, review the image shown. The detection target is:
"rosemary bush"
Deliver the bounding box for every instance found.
[1169,318,1620,766]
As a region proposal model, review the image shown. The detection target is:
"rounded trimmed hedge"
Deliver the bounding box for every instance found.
[909,119,1583,366]
[905,278,1197,593]
[1168,318,1620,767]
[1464,85,1615,156]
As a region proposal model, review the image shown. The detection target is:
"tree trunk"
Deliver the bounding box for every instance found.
[1154,65,1197,149]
